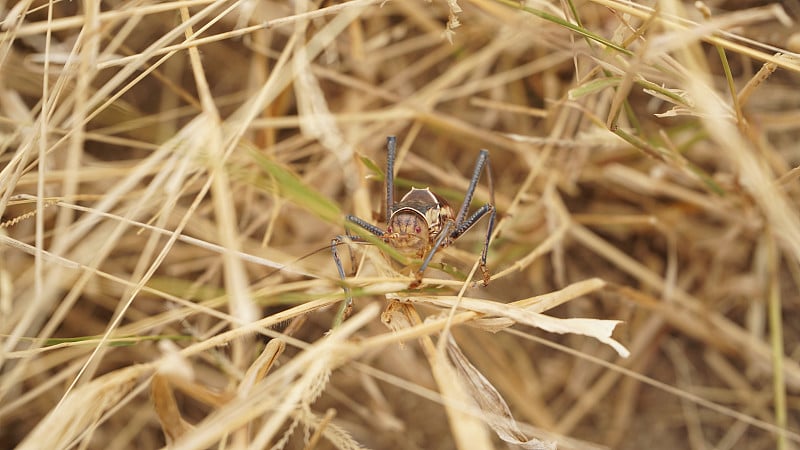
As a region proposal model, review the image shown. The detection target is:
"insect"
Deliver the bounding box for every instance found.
[331,136,496,314]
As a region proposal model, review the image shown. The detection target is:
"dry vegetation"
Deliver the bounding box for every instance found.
[2,0,800,449]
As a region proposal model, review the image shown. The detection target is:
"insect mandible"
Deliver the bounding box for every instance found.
[331,136,497,314]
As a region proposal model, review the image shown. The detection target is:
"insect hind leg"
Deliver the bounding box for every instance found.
[451,203,496,285]
[455,149,493,225]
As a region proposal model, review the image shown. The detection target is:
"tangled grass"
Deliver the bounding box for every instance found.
[1,0,799,449]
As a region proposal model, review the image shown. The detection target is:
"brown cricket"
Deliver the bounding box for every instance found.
[332,136,496,311]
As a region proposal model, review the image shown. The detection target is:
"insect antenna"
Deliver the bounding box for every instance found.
[256,239,377,331]
[256,240,375,284]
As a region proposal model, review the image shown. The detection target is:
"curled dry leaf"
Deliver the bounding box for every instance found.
[416,295,630,358]
[238,337,286,397]
[446,335,557,450]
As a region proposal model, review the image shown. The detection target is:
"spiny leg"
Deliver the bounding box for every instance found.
[331,235,358,326]
[453,149,496,285]
[455,149,494,225]
[451,203,496,285]
[411,149,497,288]
[385,136,397,224]
[331,133,398,324]
[411,220,455,288]
[330,215,385,326]
[333,215,383,280]
[345,214,384,236]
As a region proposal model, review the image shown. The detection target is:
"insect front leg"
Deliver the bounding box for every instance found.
[330,215,385,326]
[410,220,455,288]
[385,136,397,224]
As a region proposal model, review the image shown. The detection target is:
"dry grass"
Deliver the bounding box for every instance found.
[1,0,800,448]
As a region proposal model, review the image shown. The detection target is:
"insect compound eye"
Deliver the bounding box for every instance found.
[415,226,421,234]
[386,226,393,233]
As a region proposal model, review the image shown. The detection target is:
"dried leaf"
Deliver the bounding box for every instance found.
[446,335,556,450]
[152,373,193,443]
[430,338,495,449]
[417,295,630,358]
[239,338,286,396]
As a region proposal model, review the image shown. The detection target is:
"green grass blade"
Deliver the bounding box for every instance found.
[493,0,632,55]
[247,149,341,224]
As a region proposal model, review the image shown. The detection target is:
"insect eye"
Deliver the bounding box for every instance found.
[415,226,421,233]
[386,226,393,233]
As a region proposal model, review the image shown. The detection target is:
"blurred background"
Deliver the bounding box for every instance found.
[1,0,800,449]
